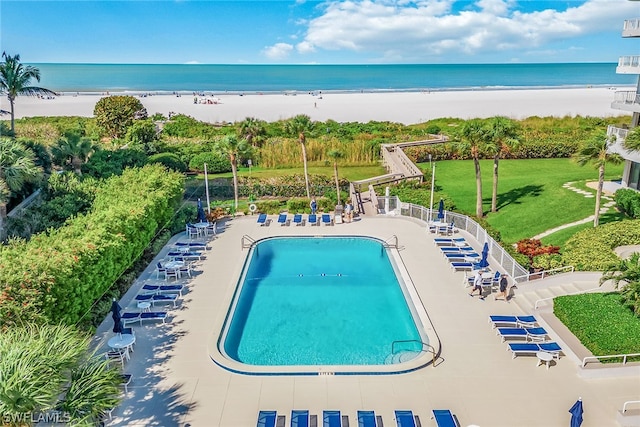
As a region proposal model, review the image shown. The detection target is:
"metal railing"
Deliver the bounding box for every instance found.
[581,352,640,368]
[241,235,256,250]
[618,56,640,68]
[382,235,399,249]
[623,19,640,31]
[612,90,639,105]
[514,265,576,289]
[391,339,437,367]
[607,125,630,140]
[623,401,640,413]
[533,278,598,311]
[377,196,529,280]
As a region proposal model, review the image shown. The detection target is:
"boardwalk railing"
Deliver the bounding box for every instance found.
[377,196,529,281]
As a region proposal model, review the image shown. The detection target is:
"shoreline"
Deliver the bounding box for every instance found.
[3,86,633,125]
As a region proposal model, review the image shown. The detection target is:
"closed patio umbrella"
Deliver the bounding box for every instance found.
[477,242,490,269]
[569,398,583,427]
[197,198,206,223]
[437,199,445,220]
[111,298,123,335]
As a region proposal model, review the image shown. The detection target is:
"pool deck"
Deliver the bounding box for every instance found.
[95,215,640,427]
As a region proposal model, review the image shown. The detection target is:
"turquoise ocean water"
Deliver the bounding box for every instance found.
[32,63,635,93]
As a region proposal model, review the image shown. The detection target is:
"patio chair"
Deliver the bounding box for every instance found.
[164,266,179,281]
[186,224,199,240]
[357,411,379,427]
[488,315,537,328]
[508,341,562,359]
[307,214,319,226]
[257,410,286,427]
[104,350,127,368]
[321,213,333,226]
[291,410,315,427]
[155,262,167,279]
[323,410,342,427]
[432,410,459,427]
[206,222,217,236]
[120,373,132,393]
[293,214,305,226]
[178,263,193,278]
[257,213,270,226]
[447,221,457,235]
[496,327,548,342]
[394,410,418,427]
[491,271,502,286]
[277,213,290,226]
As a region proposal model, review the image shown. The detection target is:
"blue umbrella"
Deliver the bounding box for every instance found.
[110,298,123,334]
[477,242,490,268]
[569,398,583,427]
[196,198,206,223]
[437,199,445,220]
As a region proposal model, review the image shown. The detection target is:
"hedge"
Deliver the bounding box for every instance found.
[561,220,640,271]
[0,164,184,327]
[615,188,640,219]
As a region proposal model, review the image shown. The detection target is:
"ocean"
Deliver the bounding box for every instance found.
[31,63,635,93]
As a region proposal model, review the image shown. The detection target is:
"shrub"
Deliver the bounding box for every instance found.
[256,200,284,214]
[188,152,231,173]
[148,152,187,173]
[516,239,560,268]
[615,188,640,219]
[93,95,147,139]
[83,148,148,179]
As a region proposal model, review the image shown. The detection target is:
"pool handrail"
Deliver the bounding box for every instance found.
[241,234,256,250]
[382,235,399,249]
[391,339,437,367]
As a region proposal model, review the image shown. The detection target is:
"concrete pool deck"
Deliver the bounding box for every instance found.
[95,215,640,427]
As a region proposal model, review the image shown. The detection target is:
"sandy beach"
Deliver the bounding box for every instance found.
[2,87,632,125]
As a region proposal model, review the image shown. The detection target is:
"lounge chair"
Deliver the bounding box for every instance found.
[257,213,269,226]
[321,214,333,226]
[440,246,461,252]
[308,214,319,226]
[142,283,185,297]
[291,410,315,427]
[450,262,473,271]
[135,293,179,308]
[257,411,286,427]
[432,410,459,427]
[293,214,305,226]
[323,410,342,427]
[120,373,132,393]
[394,410,417,427]
[445,252,479,260]
[488,315,537,328]
[508,341,562,359]
[357,411,378,427]
[278,213,290,226]
[121,311,168,326]
[175,241,207,250]
[496,327,548,342]
[434,238,454,246]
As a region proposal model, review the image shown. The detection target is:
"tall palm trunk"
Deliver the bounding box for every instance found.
[333,160,341,205]
[594,164,605,227]
[231,153,239,210]
[300,133,310,199]
[9,96,15,133]
[474,154,483,218]
[0,203,6,241]
[72,156,82,175]
[491,155,499,212]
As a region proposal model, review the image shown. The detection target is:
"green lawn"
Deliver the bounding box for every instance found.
[204,164,387,182]
[541,210,627,247]
[423,158,623,244]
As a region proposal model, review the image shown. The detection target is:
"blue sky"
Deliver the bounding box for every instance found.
[2,0,638,64]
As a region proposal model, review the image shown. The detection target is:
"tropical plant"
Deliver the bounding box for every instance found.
[455,119,486,218]
[601,252,640,316]
[484,116,519,212]
[0,137,41,238]
[0,323,122,426]
[237,116,266,147]
[51,132,95,175]
[283,115,315,199]
[93,95,147,139]
[216,135,250,210]
[327,149,344,205]
[516,239,560,268]
[0,52,57,133]
[124,119,158,153]
[623,127,640,152]
[574,130,623,227]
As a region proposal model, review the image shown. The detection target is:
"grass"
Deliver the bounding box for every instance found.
[541,210,627,248]
[203,164,387,182]
[424,158,624,244]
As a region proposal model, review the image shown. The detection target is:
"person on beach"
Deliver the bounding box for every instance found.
[310,198,317,215]
[469,270,484,299]
[495,274,509,301]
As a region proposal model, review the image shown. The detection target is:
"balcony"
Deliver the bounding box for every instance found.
[617,56,640,74]
[623,19,640,38]
[607,125,640,163]
[611,90,640,112]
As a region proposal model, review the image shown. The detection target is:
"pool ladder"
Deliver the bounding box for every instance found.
[382,235,399,249]
[241,235,256,250]
[391,339,437,367]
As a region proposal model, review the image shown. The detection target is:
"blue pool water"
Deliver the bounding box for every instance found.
[221,236,423,366]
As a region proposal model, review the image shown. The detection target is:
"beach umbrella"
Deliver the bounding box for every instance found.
[569,398,583,427]
[111,298,123,335]
[197,198,206,223]
[477,242,490,268]
[437,199,445,220]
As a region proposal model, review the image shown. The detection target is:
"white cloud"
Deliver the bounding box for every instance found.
[290,0,638,62]
[262,43,294,60]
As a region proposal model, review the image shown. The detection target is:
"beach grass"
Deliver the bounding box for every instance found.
[429,158,624,243]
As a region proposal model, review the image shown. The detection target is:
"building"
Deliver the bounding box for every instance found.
[608,13,640,191]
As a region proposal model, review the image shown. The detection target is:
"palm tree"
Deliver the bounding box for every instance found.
[283,115,314,199]
[51,133,96,175]
[216,135,249,211]
[484,116,519,213]
[575,130,623,227]
[601,252,640,316]
[0,52,57,133]
[623,127,640,152]
[327,149,344,205]
[0,137,41,238]
[456,119,487,218]
[237,117,266,147]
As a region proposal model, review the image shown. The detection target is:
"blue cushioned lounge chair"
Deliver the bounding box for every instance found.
[307,214,319,226]
[142,284,184,297]
[357,411,377,427]
[293,214,304,226]
[122,311,168,326]
[321,213,333,226]
[291,410,310,427]
[257,410,285,427]
[395,410,417,427]
[508,341,562,359]
[278,213,289,226]
[496,327,548,342]
[432,410,459,427]
[488,315,537,328]
[450,262,473,271]
[323,410,341,427]
[257,213,269,226]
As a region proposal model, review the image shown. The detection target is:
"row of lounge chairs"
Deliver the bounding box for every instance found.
[488,315,563,359]
[257,213,335,227]
[257,409,459,427]
[120,283,186,326]
[433,237,481,271]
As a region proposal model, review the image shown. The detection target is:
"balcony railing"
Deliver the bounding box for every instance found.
[617,56,640,74]
[613,90,639,104]
[607,125,630,140]
[623,19,640,37]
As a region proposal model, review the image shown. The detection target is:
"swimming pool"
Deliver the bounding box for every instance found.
[215,236,437,375]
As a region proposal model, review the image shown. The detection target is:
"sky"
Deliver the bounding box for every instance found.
[1,0,638,64]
